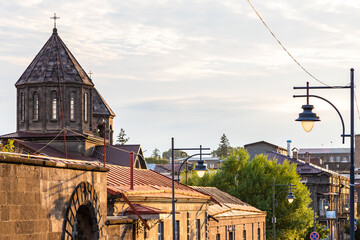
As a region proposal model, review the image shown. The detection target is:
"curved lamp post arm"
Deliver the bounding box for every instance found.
[176,153,210,183]
[275,186,296,207]
[293,94,346,143]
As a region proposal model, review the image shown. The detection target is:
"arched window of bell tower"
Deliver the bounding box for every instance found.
[51,91,57,120]
[33,92,39,121]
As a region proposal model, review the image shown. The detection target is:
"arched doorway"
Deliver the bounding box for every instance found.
[61,182,103,240]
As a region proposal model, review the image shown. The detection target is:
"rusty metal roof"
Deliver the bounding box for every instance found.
[191,186,249,206]
[15,28,93,87]
[93,88,115,116]
[106,164,209,199]
[123,204,165,215]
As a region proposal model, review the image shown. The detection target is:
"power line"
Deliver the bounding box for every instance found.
[246,0,330,87]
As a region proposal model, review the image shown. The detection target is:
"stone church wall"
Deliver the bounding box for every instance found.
[0,155,108,239]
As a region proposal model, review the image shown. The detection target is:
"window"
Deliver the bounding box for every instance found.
[84,92,88,122]
[21,92,25,122]
[258,228,260,240]
[196,219,201,240]
[175,220,180,240]
[51,91,57,120]
[329,156,334,162]
[187,212,190,240]
[229,232,233,240]
[158,221,164,240]
[144,225,148,239]
[70,92,75,121]
[336,156,340,162]
[243,230,246,240]
[319,198,326,210]
[33,92,39,121]
[216,234,220,240]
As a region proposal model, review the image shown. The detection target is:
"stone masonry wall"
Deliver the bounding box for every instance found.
[0,155,108,240]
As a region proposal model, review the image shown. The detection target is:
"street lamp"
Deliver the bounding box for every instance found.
[272,178,296,240]
[176,150,210,185]
[324,201,330,210]
[344,203,350,212]
[293,68,355,240]
[171,138,210,240]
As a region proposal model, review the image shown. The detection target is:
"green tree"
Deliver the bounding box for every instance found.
[212,134,232,158]
[152,148,161,159]
[1,139,14,152]
[145,157,169,164]
[162,149,187,160]
[185,148,314,240]
[116,128,129,145]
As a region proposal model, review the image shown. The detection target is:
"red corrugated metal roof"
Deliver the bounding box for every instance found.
[124,204,165,215]
[106,164,209,199]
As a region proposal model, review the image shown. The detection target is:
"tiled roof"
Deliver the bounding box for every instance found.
[91,145,146,168]
[93,88,115,116]
[106,164,210,199]
[15,28,93,87]
[298,148,350,154]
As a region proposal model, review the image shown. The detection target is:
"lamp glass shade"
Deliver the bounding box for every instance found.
[286,192,295,204]
[344,203,350,211]
[324,202,329,210]
[196,170,206,178]
[301,121,315,133]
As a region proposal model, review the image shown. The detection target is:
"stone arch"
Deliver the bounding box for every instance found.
[61,181,103,240]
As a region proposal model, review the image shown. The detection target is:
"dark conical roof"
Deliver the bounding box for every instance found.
[15,28,94,87]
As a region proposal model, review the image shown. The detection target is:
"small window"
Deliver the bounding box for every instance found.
[70,92,75,121]
[84,92,88,122]
[229,232,233,240]
[243,230,246,240]
[21,92,25,122]
[51,91,57,120]
[196,219,201,240]
[336,156,340,162]
[158,221,164,240]
[33,92,39,121]
[258,228,260,240]
[216,234,220,240]
[175,220,180,240]
[187,212,190,240]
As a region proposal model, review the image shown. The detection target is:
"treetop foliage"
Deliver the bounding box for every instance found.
[185,147,321,240]
[116,128,129,145]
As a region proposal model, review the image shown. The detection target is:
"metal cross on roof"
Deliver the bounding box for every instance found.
[50,13,60,29]
[88,71,93,79]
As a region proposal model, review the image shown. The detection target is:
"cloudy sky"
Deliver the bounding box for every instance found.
[1,0,360,156]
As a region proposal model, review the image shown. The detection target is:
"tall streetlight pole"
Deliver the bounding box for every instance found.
[171,138,210,240]
[293,68,355,239]
[272,178,296,240]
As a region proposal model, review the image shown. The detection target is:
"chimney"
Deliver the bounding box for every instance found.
[130,151,134,190]
[292,147,298,159]
[304,152,310,164]
[287,140,292,157]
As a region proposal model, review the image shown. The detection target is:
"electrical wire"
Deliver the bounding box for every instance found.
[246,0,330,87]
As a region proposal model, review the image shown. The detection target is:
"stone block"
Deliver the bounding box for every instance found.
[9,207,20,221]
[0,205,10,221]
[15,221,35,234]
[26,178,40,192]
[0,221,15,235]
[17,178,26,192]
[20,205,38,220]
[0,191,6,205]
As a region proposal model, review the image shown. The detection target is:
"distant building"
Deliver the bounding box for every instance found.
[268,151,351,240]
[152,163,193,181]
[191,186,267,240]
[244,140,288,160]
[298,148,350,174]
[176,156,222,170]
